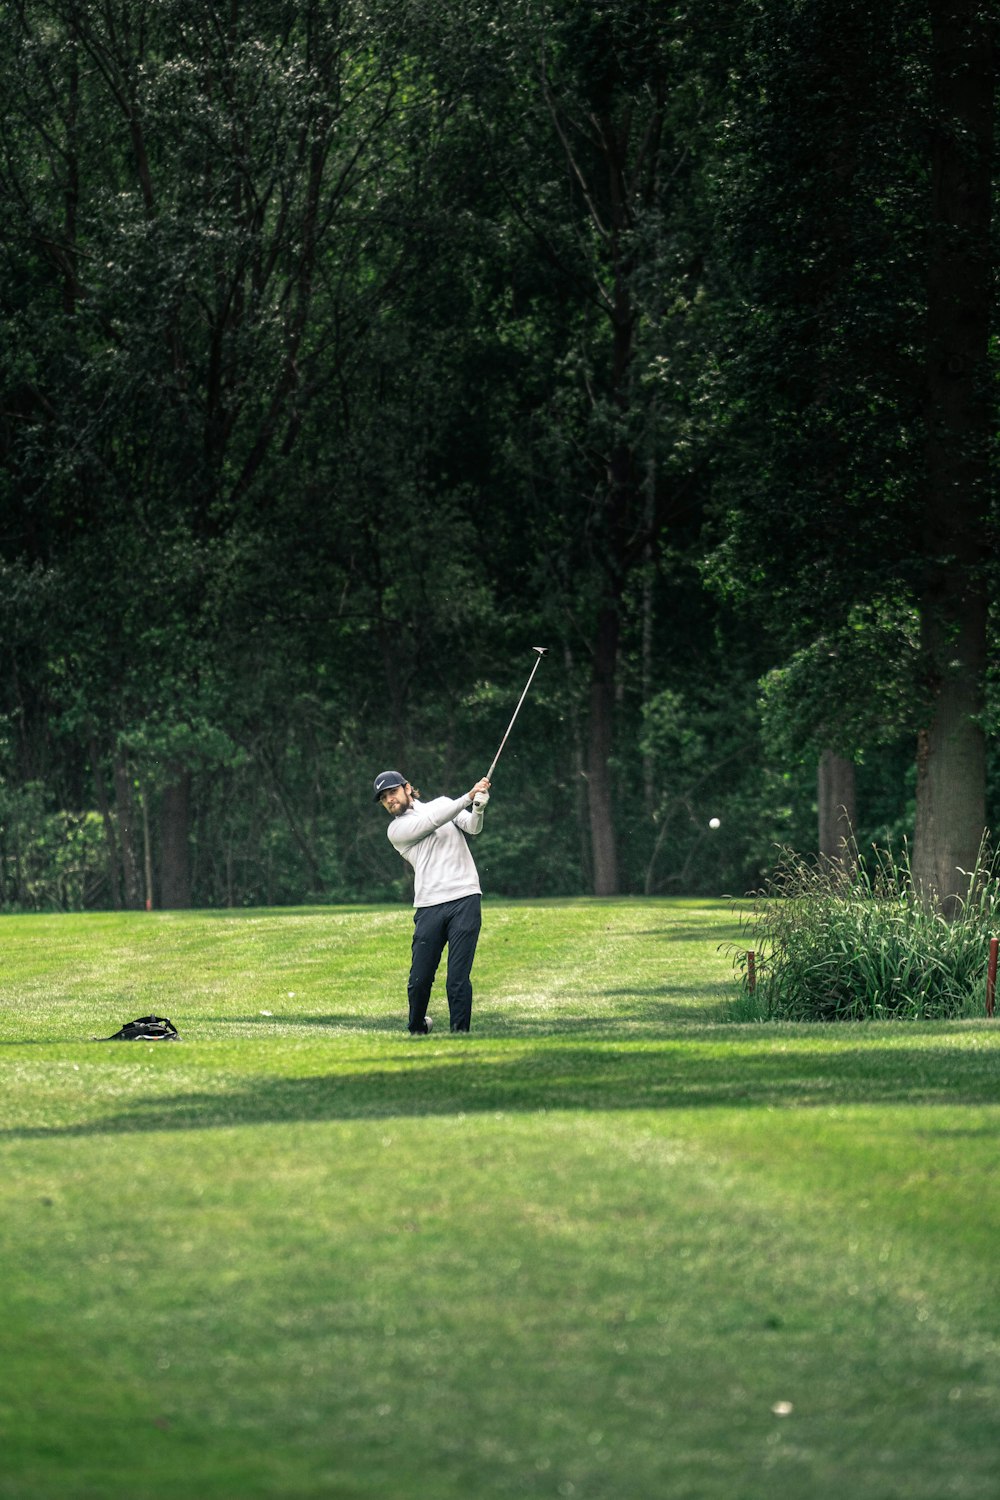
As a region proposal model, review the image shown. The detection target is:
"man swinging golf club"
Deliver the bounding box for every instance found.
[373,770,492,1034]
[374,648,547,1035]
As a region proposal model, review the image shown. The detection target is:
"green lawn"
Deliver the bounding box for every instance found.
[0,899,997,1499]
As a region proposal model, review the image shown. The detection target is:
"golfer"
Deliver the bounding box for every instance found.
[373,770,492,1034]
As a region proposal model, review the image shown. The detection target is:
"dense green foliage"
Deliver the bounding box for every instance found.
[0,1,996,908]
[1,902,998,1497]
[735,842,1000,1020]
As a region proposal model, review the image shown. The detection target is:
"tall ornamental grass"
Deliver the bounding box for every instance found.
[732,842,1000,1020]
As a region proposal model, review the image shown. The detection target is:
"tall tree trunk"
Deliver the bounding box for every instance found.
[539,78,653,898]
[563,643,592,888]
[587,603,620,896]
[113,756,144,909]
[913,0,993,912]
[641,451,657,819]
[89,734,122,909]
[140,780,154,910]
[818,750,856,867]
[160,769,192,908]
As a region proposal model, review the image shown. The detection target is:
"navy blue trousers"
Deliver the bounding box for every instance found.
[408,894,482,1032]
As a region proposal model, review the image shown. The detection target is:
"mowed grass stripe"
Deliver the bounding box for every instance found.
[1,1026,996,1132]
[1,1109,996,1500]
[0,900,997,1499]
[0,899,732,1040]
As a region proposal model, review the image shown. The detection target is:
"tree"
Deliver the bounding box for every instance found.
[4,0,933,911]
[413,0,725,893]
[913,0,996,908]
[0,0,436,905]
[709,0,997,904]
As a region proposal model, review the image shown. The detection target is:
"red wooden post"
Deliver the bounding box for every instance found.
[986,938,998,1018]
[747,951,756,994]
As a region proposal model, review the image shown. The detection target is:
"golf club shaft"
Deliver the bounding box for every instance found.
[486,651,546,781]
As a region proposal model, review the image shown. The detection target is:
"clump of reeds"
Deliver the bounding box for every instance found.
[731,840,1000,1021]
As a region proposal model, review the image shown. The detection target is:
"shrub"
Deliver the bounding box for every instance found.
[0,781,109,911]
[731,842,1000,1020]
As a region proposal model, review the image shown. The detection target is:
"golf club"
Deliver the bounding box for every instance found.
[484,647,548,783]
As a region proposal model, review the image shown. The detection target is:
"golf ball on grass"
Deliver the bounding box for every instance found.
[708,817,721,829]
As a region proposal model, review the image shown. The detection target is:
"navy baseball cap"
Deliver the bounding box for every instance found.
[373,770,407,802]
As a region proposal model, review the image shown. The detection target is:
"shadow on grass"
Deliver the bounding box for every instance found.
[622,925,741,943]
[3,1037,998,1138]
[191,997,726,1032]
[202,1013,408,1034]
[602,980,730,996]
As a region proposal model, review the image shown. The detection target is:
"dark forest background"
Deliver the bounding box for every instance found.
[0,0,996,911]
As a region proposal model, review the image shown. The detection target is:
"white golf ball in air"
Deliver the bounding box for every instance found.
[709,817,721,829]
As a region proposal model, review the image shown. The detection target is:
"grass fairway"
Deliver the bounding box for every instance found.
[0,898,997,1500]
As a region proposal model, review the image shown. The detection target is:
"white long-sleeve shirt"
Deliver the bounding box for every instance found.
[387,795,484,907]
